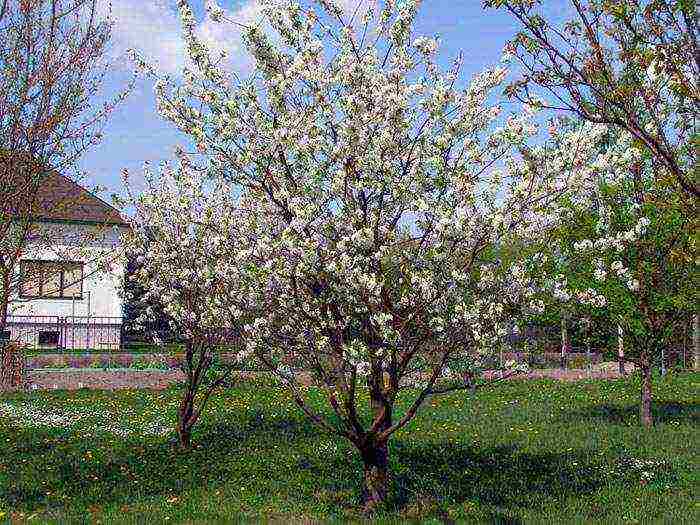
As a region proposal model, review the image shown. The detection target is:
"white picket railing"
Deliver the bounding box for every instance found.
[4,315,123,350]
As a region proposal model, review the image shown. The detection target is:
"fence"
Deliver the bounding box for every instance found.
[4,315,123,351]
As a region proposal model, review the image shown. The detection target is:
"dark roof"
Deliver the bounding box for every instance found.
[30,170,128,226]
[2,158,128,227]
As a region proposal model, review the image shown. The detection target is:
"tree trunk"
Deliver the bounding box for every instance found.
[177,421,192,450]
[176,392,197,450]
[0,301,7,336]
[640,356,653,429]
[0,272,10,337]
[361,370,392,512]
[660,347,666,376]
[617,325,626,375]
[693,314,700,372]
[361,441,390,512]
[585,317,592,375]
[0,342,27,392]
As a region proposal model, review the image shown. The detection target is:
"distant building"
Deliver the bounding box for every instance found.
[4,169,128,350]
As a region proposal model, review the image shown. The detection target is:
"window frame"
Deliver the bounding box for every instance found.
[19,259,84,300]
[38,330,60,347]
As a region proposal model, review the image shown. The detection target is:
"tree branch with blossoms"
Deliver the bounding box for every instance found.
[485,0,699,200]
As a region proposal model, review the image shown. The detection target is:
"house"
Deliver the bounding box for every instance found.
[3,168,129,350]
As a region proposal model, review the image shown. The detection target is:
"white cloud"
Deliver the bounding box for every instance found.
[102,0,377,77]
[98,0,270,76]
[99,0,186,75]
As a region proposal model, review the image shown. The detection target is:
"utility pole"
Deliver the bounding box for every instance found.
[617,324,625,375]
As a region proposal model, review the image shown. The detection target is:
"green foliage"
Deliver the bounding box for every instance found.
[0,375,697,522]
[523,124,697,360]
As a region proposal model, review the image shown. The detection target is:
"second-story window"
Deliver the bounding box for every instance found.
[19,260,84,299]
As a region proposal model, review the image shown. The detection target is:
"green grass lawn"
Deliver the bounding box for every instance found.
[0,373,698,524]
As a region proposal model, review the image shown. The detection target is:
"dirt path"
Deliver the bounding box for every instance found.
[22,366,631,391]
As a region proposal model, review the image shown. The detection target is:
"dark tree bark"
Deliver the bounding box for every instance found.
[176,389,197,450]
[177,400,196,450]
[360,440,390,512]
[357,370,394,511]
[0,277,8,336]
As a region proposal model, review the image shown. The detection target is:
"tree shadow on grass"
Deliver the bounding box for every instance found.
[198,408,319,446]
[387,441,605,514]
[560,402,699,425]
[3,416,627,521]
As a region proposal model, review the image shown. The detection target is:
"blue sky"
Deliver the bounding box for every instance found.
[80,0,571,201]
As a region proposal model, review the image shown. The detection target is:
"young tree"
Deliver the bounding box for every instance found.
[121,160,246,450]
[485,0,699,200]
[125,0,592,509]
[523,123,697,428]
[0,0,132,334]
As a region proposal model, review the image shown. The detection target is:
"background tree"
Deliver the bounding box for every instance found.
[0,0,132,335]
[126,0,593,510]
[523,123,697,428]
[121,249,176,349]
[485,0,699,200]
[694,314,700,371]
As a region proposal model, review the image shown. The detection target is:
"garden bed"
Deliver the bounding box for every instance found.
[27,369,187,390]
[26,352,248,370]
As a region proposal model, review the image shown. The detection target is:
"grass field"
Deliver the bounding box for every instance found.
[0,373,698,523]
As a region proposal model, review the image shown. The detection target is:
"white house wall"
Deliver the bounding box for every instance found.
[9,222,127,320]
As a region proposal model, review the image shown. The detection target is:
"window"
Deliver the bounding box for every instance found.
[38,331,60,346]
[0,331,10,342]
[20,260,84,299]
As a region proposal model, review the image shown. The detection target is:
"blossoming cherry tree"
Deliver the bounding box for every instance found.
[126,0,586,509]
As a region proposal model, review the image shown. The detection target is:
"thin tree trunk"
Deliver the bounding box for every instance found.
[682,318,687,369]
[640,355,653,429]
[585,317,591,376]
[617,325,626,375]
[0,342,27,392]
[361,371,392,511]
[177,423,192,450]
[693,314,700,372]
[660,347,666,376]
[177,391,197,450]
[0,270,10,336]
[560,316,568,369]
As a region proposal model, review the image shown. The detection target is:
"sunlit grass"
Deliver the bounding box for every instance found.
[0,372,697,523]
